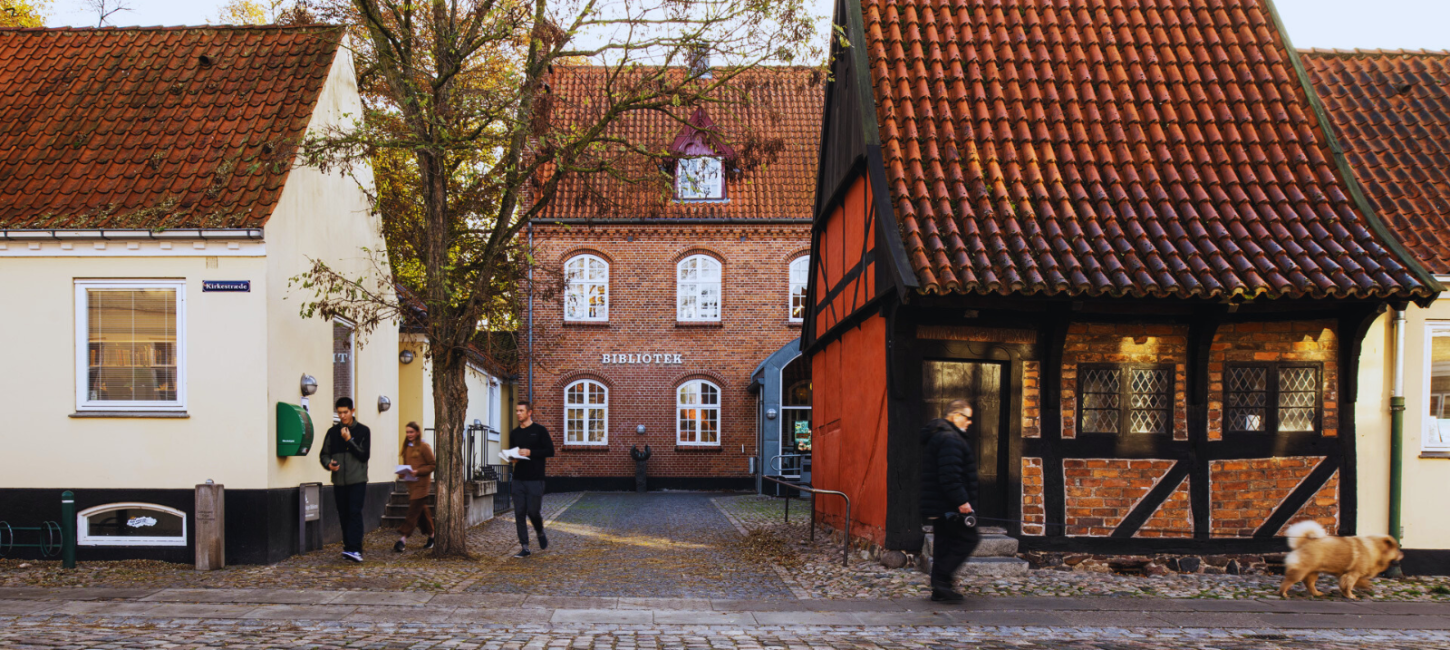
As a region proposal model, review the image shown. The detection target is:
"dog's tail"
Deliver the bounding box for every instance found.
[1285,520,1328,550]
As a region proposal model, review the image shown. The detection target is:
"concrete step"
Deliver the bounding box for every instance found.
[972,534,1019,557]
[958,556,1031,576]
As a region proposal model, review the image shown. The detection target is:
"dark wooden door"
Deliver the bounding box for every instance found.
[920,360,1007,522]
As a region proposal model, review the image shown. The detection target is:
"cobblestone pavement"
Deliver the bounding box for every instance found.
[712,495,1450,601]
[468,492,793,598]
[2,619,1447,649]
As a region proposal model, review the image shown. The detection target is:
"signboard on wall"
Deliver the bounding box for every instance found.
[203,281,250,292]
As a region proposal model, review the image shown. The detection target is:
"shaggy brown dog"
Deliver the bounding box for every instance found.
[1278,520,1402,599]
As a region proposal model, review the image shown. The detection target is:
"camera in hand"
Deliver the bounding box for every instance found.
[943,511,977,527]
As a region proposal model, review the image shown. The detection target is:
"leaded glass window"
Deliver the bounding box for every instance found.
[1077,365,1173,435]
[1223,363,1321,434]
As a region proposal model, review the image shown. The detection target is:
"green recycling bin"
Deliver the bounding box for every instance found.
[276,402,314,456]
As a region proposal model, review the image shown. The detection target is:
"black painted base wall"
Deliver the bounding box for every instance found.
[0,484,393,566]
[545,476,753,493]
[1403,549,1450,576]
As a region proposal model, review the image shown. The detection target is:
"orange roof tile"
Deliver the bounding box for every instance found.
[534,65,824,221]
[0,25,343,230]
[857,0,1436,300]
[1302,49,1450,275]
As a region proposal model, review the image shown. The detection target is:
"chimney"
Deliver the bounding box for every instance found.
[688,42,712,79]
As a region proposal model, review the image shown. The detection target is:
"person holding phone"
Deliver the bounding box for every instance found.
[394,421,436,552]
[319,397,371,563]
[919,399,979,602]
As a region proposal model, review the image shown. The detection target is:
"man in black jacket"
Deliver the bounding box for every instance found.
[920,399,980,601]
[319,397,371,563]
[508,401,555,558]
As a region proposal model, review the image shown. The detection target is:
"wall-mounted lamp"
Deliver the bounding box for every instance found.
[378,395,392,412]
[300,374,318,396]
[399,350,415,364]
[765,408,778,420]
[636,424,647,435]
[473,419,484,430]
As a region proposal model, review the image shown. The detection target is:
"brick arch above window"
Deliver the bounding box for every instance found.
[672,246,727,265]
[784,248,811,264]
[557,246,615,265]
[669,369,730,391]
[552,371,614,393]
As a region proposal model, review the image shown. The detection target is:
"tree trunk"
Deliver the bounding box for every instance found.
[430,345,472,557]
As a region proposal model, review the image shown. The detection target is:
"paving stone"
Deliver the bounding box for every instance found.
[55,601,160,615]
[430,593,528,608]
[1148,612,1275,629]
[751,611,862,625]
[617,597,714,610]
[331,590,434,606]
[523,595,619,609]
[551,608,653,624]
[142,603,259,618]
[938,610,1073,627]
[242,604,353,620]
[447,607,552,624]
[343,604,457,622]
[0,600,58,615]
[651,610,758,625]
[1258,613,1450,630]
[1361,601,1450,615]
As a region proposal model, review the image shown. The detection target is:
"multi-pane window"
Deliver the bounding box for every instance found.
[564,380,608,445]
[75,281,185,411]
[1078,365,1172,434]
[333,320,355,412]
[1426,324,1450,452]
[677,380,721,445]
[564,254,609,321]
[677,255,722,321]
[1224,363,1322,434]
[676,156,725,200]
[788,256,809,322]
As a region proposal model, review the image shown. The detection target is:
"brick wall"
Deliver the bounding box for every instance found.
[530,223,809,480]
[1208,320,1338,440]
[1061,323,1189,440]
[1021,457,1045,535]
[1208,456,1338,537]
[1137,476,1193,538]
[1022,360,1040,438]
[1063,458,1175,536]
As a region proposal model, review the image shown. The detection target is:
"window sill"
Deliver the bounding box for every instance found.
[787,321,803,329]
[562,444,611,453]
[675,445,722,453]
[563,321,611,328]
[71,411,189,419]
[1419,451,1450,459]
[676,321,723,329]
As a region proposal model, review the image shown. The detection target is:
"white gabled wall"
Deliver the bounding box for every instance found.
[264,40,400,490]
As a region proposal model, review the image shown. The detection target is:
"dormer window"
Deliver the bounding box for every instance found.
[676,156,724,201]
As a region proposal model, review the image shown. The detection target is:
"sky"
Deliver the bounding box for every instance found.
[47,0,1450,53]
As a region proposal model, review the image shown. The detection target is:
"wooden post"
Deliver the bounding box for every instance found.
[195,481,225,571]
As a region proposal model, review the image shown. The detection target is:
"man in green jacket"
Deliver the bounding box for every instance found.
[320,397,371,563]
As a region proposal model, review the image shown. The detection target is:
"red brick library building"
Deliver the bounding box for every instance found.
[525,66,823,491]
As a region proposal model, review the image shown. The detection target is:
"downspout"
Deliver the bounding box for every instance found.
[1390,308,1407,543]
[527,223,535,404]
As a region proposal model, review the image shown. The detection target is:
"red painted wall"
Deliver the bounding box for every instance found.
[814,177,876,334]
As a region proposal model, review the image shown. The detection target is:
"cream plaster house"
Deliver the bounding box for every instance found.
[0,26,397,564]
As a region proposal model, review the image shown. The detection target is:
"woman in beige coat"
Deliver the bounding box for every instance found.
[394,422,436,551]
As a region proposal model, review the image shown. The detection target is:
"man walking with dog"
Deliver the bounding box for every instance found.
[920,399,980,602]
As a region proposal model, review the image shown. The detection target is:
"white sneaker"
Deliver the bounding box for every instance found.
[342,551,363,563]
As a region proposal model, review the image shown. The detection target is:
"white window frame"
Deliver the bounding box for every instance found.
[676,156,725,201]
[789,256,810,323]
[332,317,356,422]
[1423,322,1450,453]
[74,280,187,412]
[564,379,609,446]
[676,255,722,322]
[564,254,610,322]
[487,378,502,442]
[77,502,187,546]
[677,379,722,446]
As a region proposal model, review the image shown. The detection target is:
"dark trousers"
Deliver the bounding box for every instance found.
[930,516,981,591]
[512,480,545,547]
[398,497,434,537]
[333,482,367,554]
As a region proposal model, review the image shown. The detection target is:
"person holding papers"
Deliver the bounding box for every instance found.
[393,422,436,552]
[508,401,555,558]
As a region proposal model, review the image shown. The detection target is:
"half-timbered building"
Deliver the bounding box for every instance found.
[803,0,1441,556]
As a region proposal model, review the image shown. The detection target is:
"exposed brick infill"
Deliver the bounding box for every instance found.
[1136,475,1193,538]
[1208,456,1337,538]
[1208,320,1339,440]
[530,224,809,481]
[1063,459,1175,537]
[1021,457,1045,535]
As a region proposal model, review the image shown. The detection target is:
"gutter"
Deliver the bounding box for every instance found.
[0,228,265,241]
[1390,308,1407,544]
[527,222,535,404]
[529,218,812,225]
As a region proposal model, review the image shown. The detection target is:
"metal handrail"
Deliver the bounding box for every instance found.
[760,475,852,567]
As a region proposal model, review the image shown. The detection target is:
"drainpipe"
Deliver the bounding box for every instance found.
[1390,308,1406,543]
[527,222,535,404]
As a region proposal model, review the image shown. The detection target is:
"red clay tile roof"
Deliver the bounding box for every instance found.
[534,66,824,221]
[861,0,1437,300]
[0,25,343,230]
[1302,49,1450,275]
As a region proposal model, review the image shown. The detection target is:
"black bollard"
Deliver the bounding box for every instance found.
[630,445,652,493]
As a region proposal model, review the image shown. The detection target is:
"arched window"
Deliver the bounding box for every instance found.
[788,256,810,322]
[77,503,187,546]
[564,254,609,321]
[564,379,608,445]
[677,379,721,445]
[677,255,722,322]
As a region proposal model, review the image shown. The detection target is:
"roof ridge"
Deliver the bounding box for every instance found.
[0,24,343,33]
[1299,47,1450,58]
